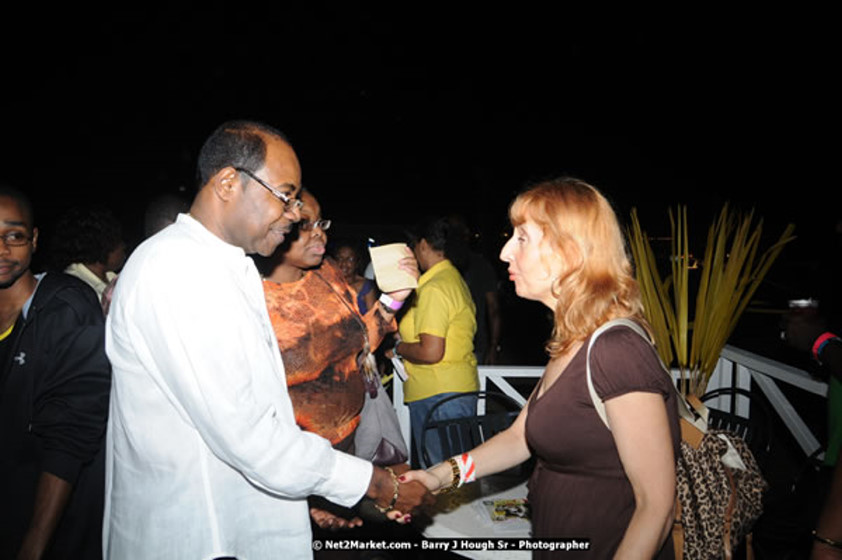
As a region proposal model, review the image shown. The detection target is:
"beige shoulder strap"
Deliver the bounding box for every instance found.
[585,319,706,433]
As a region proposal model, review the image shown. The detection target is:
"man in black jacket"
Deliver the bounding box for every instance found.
[0,185,111,559]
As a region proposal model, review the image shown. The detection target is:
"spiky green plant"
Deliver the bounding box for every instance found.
[628,205,795,397]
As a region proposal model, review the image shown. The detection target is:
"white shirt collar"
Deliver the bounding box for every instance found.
[21,273,45,320]
[176,213,247,260]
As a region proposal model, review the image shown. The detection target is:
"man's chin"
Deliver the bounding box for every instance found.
[255,237,286,257]
[0,275,22,290]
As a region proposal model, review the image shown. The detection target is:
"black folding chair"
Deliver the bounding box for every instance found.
[419,390,523,469]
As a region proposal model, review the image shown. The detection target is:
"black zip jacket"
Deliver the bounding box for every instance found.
[0,273,111,559]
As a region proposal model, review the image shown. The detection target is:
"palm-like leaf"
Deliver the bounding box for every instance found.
[628,205,795,397]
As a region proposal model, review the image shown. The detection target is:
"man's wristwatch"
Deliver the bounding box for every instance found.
[392,338,403,360]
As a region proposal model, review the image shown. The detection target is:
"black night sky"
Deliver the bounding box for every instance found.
[3,7,837,302]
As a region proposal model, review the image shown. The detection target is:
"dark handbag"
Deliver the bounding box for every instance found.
[354,364,409,466]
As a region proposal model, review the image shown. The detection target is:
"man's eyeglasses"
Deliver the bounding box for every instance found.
[299,219,331,232]
[234,167,303,212]
[0,231,32,246]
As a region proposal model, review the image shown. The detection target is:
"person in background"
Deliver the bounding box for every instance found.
[386,216,479,466]
[103,120,430,559]
[333,240,378,315]
[1,185,111,559]
[101,191,191,316]
[259,190,418,535]
[448,215,502,365]
[47,206,125,312]
[783,310,842,559]
[402,178,679,559]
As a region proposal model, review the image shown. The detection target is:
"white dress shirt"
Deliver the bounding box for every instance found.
[104,214,372,559]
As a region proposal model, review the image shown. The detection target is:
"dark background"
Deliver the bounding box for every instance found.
[3,6,837,355]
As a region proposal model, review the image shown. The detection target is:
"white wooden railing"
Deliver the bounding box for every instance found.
[391,345,830,461]
[716,345,828,459]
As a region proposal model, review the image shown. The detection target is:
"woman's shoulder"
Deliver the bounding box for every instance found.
[427,263,471,295]
[592,323,653,353]
[590,323,672,399]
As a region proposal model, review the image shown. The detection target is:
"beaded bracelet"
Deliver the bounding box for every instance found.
[374,466,400,513]
[437,457,461,494]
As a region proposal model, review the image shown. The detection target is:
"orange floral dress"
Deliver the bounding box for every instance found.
[263,260,395,452]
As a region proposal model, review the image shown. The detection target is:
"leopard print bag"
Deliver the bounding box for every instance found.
[674,423,767,559]
[586,319,768,560]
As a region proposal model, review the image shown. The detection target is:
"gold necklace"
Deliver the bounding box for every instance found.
[312,269,377,380]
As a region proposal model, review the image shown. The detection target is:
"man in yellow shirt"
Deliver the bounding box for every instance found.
[388,217,479,466]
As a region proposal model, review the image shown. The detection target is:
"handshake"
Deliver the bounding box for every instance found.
[311,463,446,531]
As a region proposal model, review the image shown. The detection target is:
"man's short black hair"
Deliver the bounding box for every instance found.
[196,120,290,189]
[0,184,35,229]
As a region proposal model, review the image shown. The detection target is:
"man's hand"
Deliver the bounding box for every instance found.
[393,478,435,521]
[366,465,434,522]
[309,508,363,531]
[387,463,411,476]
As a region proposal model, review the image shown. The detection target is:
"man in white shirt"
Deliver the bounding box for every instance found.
[104,121,428,559]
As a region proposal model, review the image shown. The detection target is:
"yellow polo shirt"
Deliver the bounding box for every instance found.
[400,259,479,402]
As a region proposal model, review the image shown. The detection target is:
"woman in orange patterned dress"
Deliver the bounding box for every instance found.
[260,190,418,529]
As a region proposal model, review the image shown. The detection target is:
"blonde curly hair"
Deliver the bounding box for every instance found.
[508,177,648,357]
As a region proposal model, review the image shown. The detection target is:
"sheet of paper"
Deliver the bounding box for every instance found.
[368,243,418,292]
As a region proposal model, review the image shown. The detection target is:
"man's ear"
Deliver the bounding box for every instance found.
[31,227,39,253]
[210,167,241,202]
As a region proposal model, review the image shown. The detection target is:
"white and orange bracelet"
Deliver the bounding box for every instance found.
[438,452,477,493]
[454,453,477,486]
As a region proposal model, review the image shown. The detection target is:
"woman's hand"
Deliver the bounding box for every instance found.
[387,250,420,303]
[366,465,435,523]
[384,336,400,360]
[398,468,447,494]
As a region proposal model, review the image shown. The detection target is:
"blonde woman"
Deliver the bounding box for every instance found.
[401,178,680,559]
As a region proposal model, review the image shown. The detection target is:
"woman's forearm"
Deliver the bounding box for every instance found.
[613,500,674,559]
[426,413,531,490]
[396,334,445,365]
[470,425,532,477]
[606,392,676,559]
[365,302,397,350]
